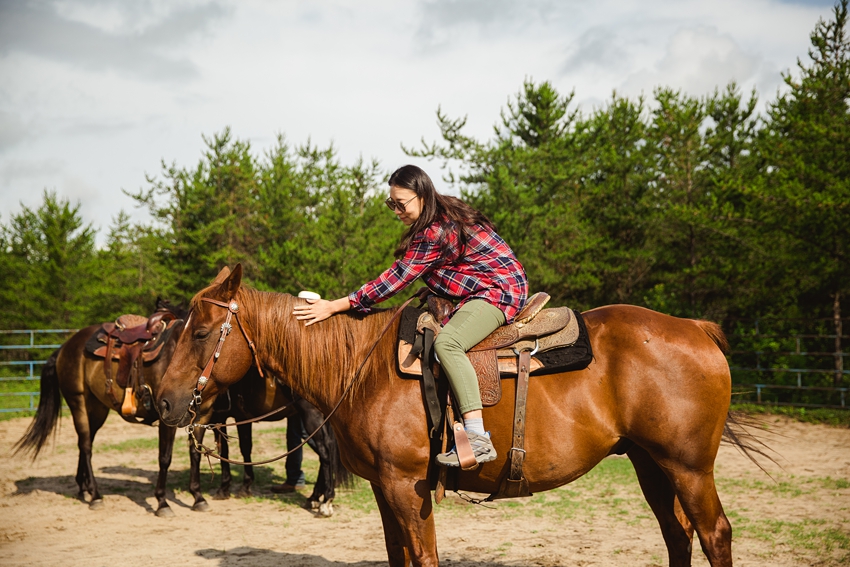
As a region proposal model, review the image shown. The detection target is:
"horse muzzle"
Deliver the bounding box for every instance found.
[156,394,192,428]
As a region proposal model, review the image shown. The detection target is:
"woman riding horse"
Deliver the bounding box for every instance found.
[293,164,528,466]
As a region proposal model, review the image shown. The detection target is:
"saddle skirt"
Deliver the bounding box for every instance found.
[396,293,593,406]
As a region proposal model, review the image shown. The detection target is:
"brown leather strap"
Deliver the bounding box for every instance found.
[103,336,121,408]
[509,349,531,481]
[491,348,533,499]
[452,422,479,470]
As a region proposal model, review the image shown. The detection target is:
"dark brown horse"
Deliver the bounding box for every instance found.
[157,265,740,566]
[14,303,197,516]
[14,301,349,517]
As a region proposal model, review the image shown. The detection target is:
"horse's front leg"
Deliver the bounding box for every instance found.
[373,475,438,567]
[371,482,412,567]
[154,422,177,517]
[188,429,210,511]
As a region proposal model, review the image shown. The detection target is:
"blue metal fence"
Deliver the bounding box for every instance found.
[728,318,848,409]
[0,329,76,413]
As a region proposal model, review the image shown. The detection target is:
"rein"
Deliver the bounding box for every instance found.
[185,293,418,467]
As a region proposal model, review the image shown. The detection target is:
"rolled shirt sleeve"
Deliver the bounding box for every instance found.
[348,231,443,313]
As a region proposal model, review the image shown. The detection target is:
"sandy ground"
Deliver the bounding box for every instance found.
[0,414,848,567]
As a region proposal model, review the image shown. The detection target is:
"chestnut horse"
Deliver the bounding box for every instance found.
[157,265,738,567]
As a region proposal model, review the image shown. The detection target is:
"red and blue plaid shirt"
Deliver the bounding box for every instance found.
[348,219,528,322]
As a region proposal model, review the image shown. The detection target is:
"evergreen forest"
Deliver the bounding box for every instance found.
[2,3,848,342]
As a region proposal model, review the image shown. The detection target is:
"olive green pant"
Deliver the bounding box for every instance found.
[433,299,507,414]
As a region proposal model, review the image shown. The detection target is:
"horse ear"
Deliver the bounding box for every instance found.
[212,266,232,285]
[220,263,243,300]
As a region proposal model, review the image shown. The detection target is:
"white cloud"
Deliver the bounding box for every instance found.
[622,26,765,97]
[0,0,841,245]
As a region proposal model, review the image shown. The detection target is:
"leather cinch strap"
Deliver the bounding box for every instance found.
[492,348,533,499]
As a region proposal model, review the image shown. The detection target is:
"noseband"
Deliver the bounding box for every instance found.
[186,297,264,427]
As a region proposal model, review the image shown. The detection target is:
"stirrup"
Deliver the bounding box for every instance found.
[436,431,496,468]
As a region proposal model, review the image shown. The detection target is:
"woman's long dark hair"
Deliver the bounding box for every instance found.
[390,165,494,259]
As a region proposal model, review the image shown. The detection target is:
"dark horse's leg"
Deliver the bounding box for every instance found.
[66,393,109,509]
[628,445,695,566]
[235,422,254,497]
[298,400,336,516]
[154,422,177,517]
[213,425,233,500]
[188,429,210,511]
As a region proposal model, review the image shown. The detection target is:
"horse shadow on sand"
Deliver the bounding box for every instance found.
[196,547,531,567]
[12,464,308,515]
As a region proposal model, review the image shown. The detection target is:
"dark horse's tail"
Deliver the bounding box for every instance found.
[14,348,62,459]
[695,320,777,473]
[327,426,355,489]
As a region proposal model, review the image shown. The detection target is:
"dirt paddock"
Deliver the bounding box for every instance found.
[1,414,848,566]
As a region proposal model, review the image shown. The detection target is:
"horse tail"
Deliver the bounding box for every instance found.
[326,426,355,489]
[722,411,778,478]
[14,348,63,459]
[695,320,729,354]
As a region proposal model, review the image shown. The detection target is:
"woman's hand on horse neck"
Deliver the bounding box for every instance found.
[293,297,351,326]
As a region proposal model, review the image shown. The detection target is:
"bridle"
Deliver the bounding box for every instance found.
[185,297,265,432]
[183,291,418,467]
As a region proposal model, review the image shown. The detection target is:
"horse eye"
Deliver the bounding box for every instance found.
[193,329,210,340]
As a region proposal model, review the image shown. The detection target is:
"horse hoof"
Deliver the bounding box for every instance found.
[318,502,334,517]
[236,487,252,498]
[212,491,230,501]
[155,506,175,518]
[192,500,210,512]
[309,499,321,511]
[89,499,104,511]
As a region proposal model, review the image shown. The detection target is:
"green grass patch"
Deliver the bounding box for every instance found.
[100,437,160,452]
[731,403,850,427]
[734,517,850,558]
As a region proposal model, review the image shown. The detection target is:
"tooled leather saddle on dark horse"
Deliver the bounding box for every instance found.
[84,310,180,422]
[396,292,593,500]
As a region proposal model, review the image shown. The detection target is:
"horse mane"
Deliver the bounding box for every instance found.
[225,286,399,407]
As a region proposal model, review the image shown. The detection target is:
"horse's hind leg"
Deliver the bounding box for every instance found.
[235,423,254,497]
[663,463,732,567]
[213,426,232,500]
[67,394,108,509]
[305,430,334,516]
[628,446,694,566]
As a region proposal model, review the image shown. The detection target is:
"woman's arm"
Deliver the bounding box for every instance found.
[292,297,351,327]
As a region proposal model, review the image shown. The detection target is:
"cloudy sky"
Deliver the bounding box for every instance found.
[0,0,840,243]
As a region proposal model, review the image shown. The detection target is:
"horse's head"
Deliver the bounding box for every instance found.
[157,264,257,427]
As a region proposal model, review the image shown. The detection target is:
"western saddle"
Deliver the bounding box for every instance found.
[398,292,586,501]
[90,310,179,420]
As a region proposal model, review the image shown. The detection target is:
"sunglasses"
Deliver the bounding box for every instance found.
[385,195,417,213]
